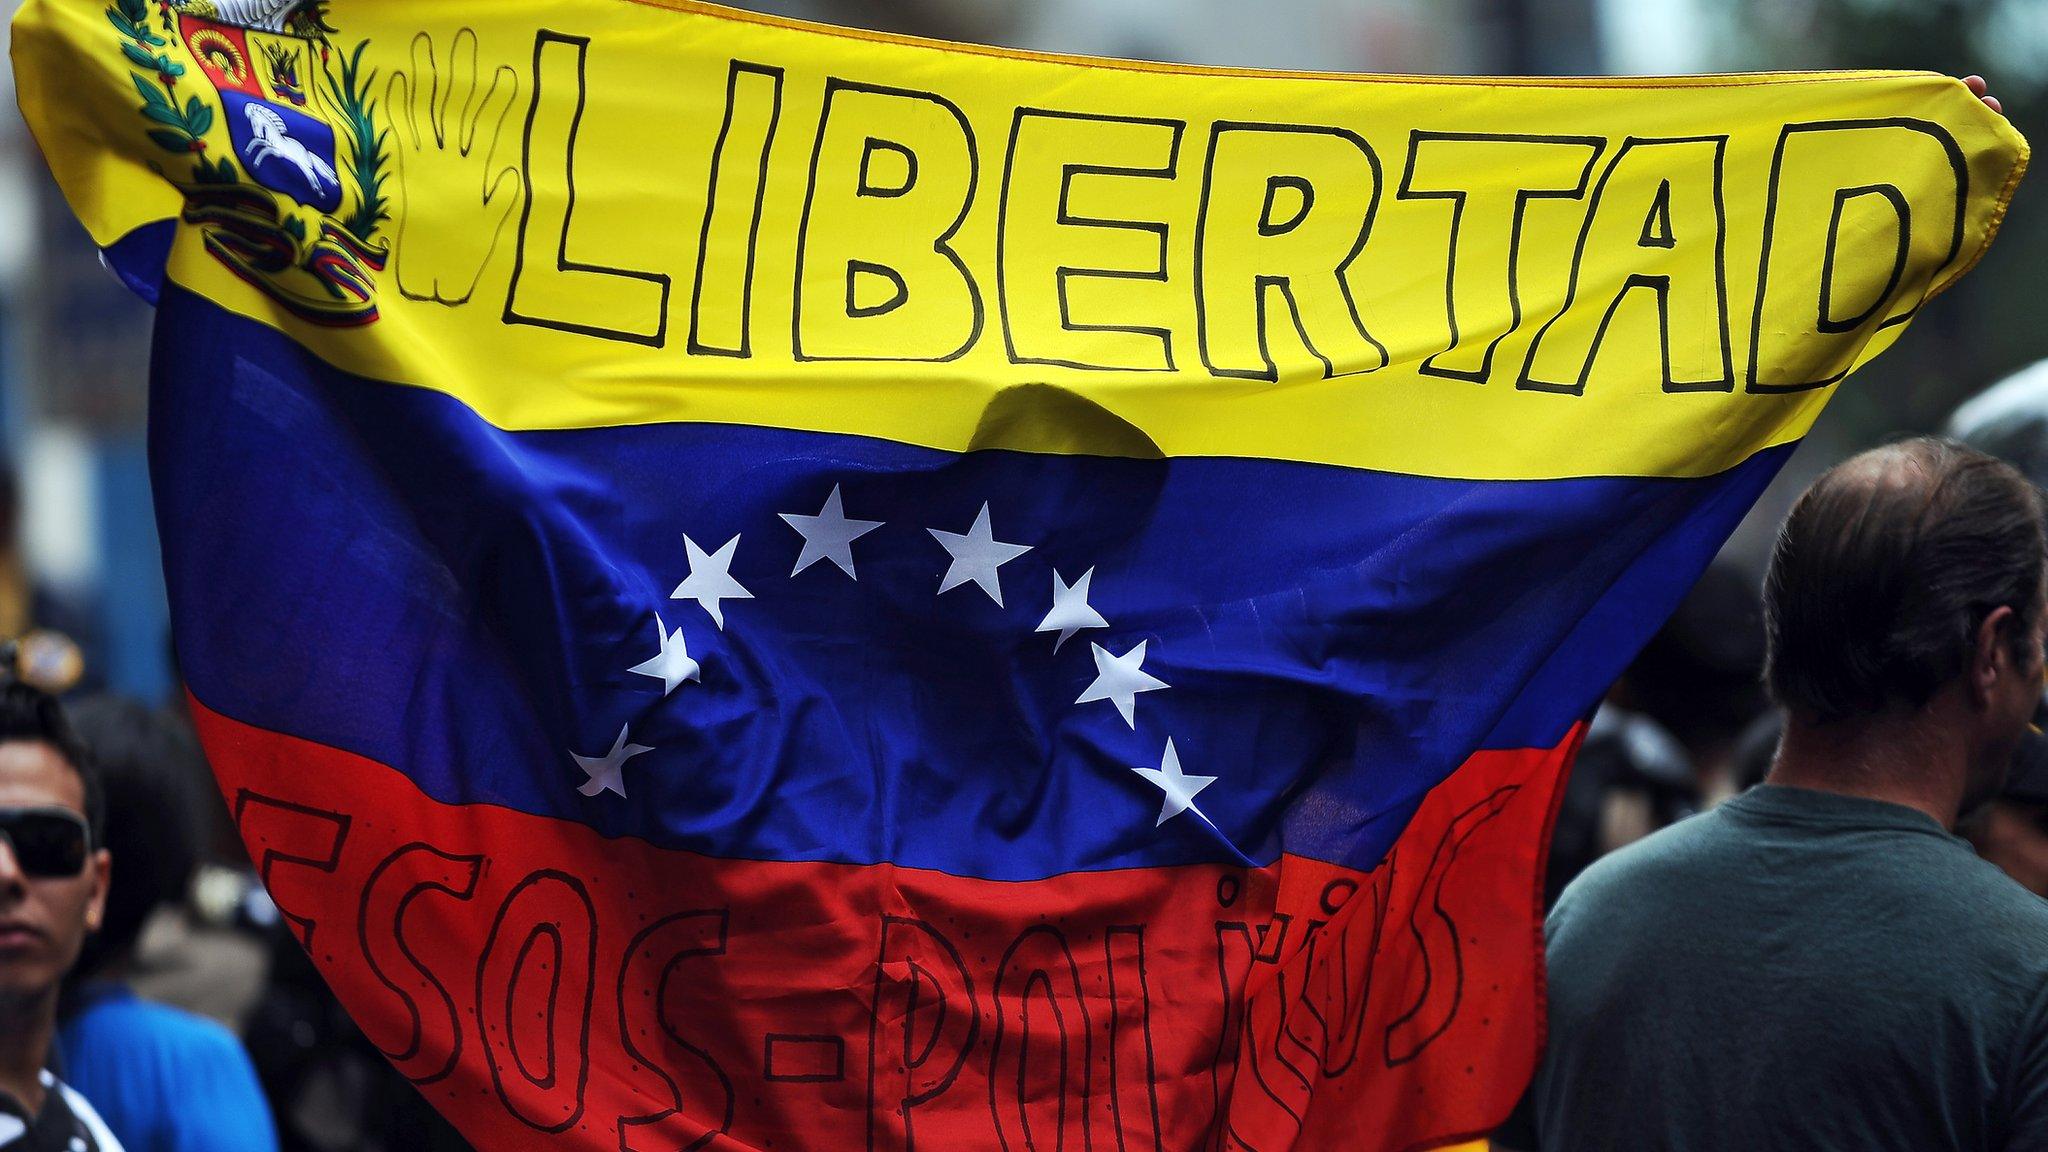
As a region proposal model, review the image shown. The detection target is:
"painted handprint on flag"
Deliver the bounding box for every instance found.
[386,29,521,306]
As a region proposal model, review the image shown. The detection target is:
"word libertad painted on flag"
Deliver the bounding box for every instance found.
[485,52,1966,398]
[58,1,2001,412]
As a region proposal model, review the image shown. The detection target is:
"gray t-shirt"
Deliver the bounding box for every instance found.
[1523,784,2048,1151]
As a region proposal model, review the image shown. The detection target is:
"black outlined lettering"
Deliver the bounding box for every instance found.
[687,61,783,358]
[794,80,982,361]
[1517,136,1733,395]
[859,136,918,196]
[1396,132,1605,383]
[1747,117,1968,392]
[1273,919,1332,1082]
[1259,176,1315,236]
[1819,185,1911,332]
[504,32,672,346]
[1228,987,1307,1151]
[1195,122,1387,382]
[988,925,1093,1152]
[476,870,597,1133]
[1306,869,1395,1078]
[997,109,1184,372]
[617,910,735,1152]
[358,844,483,1084]
[1385,787,1518,1066]
[868,916,980,1152]
[1203,916,1255,1152]
[847,259,909,318]
[1640,180,1675,248]
[233,791,349,953]
[1104,926,1165,1152]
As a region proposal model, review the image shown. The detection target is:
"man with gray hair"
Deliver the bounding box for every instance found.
[1514,437,2048,1150]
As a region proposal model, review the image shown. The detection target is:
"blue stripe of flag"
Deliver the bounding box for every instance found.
[152,286,1784,880]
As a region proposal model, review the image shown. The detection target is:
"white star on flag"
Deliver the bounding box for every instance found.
[572,724,653,799]
[1076,639,1168,727]
[1133,737,1218,826]
[670,534,752,630]
[780,484,884,579]
[627,615,700,695]
[929,502,1032,606]
[1036,567,1109,651]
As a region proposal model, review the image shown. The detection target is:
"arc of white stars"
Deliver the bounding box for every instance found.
[670,533,752,630]
[780,484,884,579]
[1132,737,1218,826]
[1036,568,1108,652]
[627,614,700,696]
[929,502,1032,606]
[572,724,653,799]
[1076,639,1168,728]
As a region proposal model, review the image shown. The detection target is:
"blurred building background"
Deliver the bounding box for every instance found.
[0,0,2045,704]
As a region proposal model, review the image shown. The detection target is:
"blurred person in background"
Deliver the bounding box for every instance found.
[1950,359,2048,483]
[0,679,121,1150]
[1542,562,1765,905]
[1965,740,2048,897]
[1612,561,1769,801]
[1949,357,2048,897]
[1512,438,2048,1150]
[244,936,473,1152]
[54,696,276,1152]
[1541,698,1696,907]
[79,652,269,1030]
[0,467,94,698]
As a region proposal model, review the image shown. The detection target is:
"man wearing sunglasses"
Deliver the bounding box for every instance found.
[0,680,122,1150]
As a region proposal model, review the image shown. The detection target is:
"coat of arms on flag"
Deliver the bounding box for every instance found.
[103,0,388,324]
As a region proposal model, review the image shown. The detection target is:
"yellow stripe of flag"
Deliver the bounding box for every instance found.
[13,0,2026,479]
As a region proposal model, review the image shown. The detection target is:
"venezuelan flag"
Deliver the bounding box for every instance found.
[13,0,2026,1148]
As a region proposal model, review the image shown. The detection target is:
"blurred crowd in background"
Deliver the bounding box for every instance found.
[4,0,2048,1148]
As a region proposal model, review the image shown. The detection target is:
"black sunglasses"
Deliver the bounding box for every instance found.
[0,807,92,878]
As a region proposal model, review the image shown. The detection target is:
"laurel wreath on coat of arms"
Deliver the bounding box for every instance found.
[106,0,391,325]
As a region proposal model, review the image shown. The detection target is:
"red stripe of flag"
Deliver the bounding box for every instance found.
[194,695,1571,1151]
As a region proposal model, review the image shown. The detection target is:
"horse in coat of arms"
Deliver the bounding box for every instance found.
[107,0,390,324]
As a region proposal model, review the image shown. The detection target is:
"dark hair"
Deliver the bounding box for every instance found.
[0,679,102,841]
[1764,437,2048,722]
[1624,560,1766,752]
[66,696,208,977]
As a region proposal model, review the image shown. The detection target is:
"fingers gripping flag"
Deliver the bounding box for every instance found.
[13,1,2027,1148]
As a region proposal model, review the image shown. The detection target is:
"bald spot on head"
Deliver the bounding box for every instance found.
[1825,440,1935,494]
[1763,436,2048,724]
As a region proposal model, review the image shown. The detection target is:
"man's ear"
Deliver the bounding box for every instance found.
[83,848,109,934]
[1974,605,2020,708]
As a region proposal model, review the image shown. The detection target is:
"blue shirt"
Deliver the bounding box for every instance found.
[55,984,277,1152]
